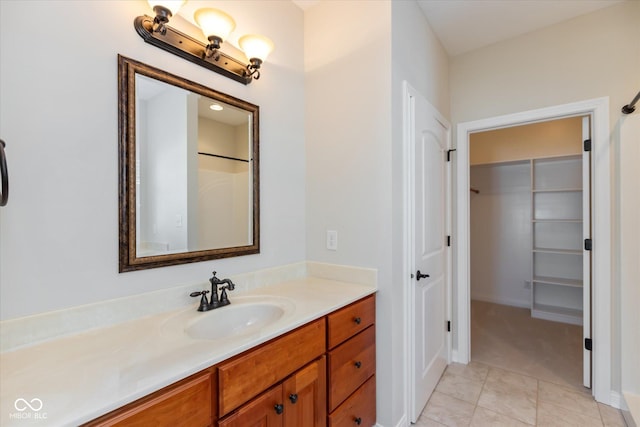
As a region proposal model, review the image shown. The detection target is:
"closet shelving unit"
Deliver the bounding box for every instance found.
[530,155,584,325]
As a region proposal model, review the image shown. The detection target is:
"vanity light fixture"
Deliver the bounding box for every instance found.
[135,2,274,85]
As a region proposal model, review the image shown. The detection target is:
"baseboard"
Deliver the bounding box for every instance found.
[394,414,407,427]
[470,294,529,309]
[372,413,408,427]
[610,391,623,409]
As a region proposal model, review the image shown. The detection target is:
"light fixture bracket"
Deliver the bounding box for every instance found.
[134,15,252,85]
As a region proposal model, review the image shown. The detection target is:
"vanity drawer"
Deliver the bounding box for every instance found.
[84,370,213,427]
[328,325,376,412]
[218,318,325,417]
[327,295,375,349]
[328,375,376,427]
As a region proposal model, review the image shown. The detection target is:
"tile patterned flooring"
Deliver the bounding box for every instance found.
[415,301,626,426]
[416,361,626,426]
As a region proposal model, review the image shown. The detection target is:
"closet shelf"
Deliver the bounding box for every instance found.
[532,219,583,223]
[532,276,583,288]
[533,247,582,255]
[530,154,585,326]
[532,188,582,193]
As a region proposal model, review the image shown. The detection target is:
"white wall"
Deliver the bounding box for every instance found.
[144,86,190,252]
[304,1,394,424]
[0,0,305,320]
[390,2,450,424]
[620,114,640,398]
[305,1,449,425]
[470,162,531,307]
[450,0,640,397]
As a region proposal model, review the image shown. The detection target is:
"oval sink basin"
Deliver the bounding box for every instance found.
[184,302,286,341]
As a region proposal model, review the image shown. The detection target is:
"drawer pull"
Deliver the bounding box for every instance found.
[355,417,362,425]
[289,393,298,404]
[274,403,284,415]
[354,317,362,325]
[354,361,362,369]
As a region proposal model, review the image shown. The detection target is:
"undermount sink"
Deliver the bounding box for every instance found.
[184,299,290,341]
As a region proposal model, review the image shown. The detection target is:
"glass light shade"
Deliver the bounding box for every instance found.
[147,0,185,16]
[194,8,236,42]
[238,35,275,62]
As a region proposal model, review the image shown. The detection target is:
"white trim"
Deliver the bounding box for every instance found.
[402,81,452,424]
[402,80,414,424]
[455,97,611,403]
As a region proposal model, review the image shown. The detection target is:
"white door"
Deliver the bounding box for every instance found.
[582,116,592,388]
[407,84,450,422]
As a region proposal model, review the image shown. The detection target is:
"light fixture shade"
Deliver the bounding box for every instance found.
[194,8,236,42]
[239,35,274,62]
[147,0,185,16]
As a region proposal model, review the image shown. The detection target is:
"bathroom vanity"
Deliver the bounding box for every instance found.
[83,294,375,426]
[0,271,376,427]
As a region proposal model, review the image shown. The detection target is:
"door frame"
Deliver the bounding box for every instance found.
[402,81,453,421]
[454,97,612,404]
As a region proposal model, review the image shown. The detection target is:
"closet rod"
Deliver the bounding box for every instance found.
[198,152,249,163]
[622,90,640,114]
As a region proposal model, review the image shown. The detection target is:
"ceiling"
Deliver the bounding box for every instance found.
[293,0,625,57]
[416,0,625,56]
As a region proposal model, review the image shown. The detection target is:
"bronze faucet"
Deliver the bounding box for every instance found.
[190,271,236,312]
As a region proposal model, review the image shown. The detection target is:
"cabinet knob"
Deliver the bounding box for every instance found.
[274,404,284,415]
[289,393,298,404]
[354,361,362,369]
[354,317,362,325]
[354,417,362,425]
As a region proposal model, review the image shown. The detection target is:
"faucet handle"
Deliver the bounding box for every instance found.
[190,290,210,311]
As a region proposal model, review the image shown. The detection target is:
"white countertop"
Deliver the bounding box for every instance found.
[0,277,375,426]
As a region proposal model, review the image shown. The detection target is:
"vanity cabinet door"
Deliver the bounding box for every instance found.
[283,357,327,427]
[218,318,325,416]
[217,385,283,427]
[83,370,213,427]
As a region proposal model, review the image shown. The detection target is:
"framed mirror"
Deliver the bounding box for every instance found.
[118,55,259,272]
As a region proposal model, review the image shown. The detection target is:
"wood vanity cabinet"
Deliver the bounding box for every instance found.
[217,319,326,426]
[85,294,376,427]
[82,368,216,427]
[218,357,326,427]
[327,295,376,427]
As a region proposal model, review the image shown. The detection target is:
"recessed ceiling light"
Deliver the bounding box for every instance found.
[210,103,224,111]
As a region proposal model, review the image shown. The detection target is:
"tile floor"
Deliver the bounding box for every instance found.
[415,300,628,426]
[416,361,626,426]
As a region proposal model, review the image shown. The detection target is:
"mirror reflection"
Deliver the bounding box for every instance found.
[135,75,253,256]
[119,56,259,272]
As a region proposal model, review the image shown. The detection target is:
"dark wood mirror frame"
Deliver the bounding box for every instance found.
[118,55,260,272]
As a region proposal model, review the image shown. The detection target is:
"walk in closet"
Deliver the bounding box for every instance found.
[469,116,589,326]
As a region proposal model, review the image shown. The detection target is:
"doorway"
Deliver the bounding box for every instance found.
[454,97,612,404]
[468,116,589,390]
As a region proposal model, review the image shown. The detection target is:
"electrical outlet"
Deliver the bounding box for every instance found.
[326,230,338,251]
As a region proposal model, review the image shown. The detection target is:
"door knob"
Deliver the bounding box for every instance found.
[416,270,430,281]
